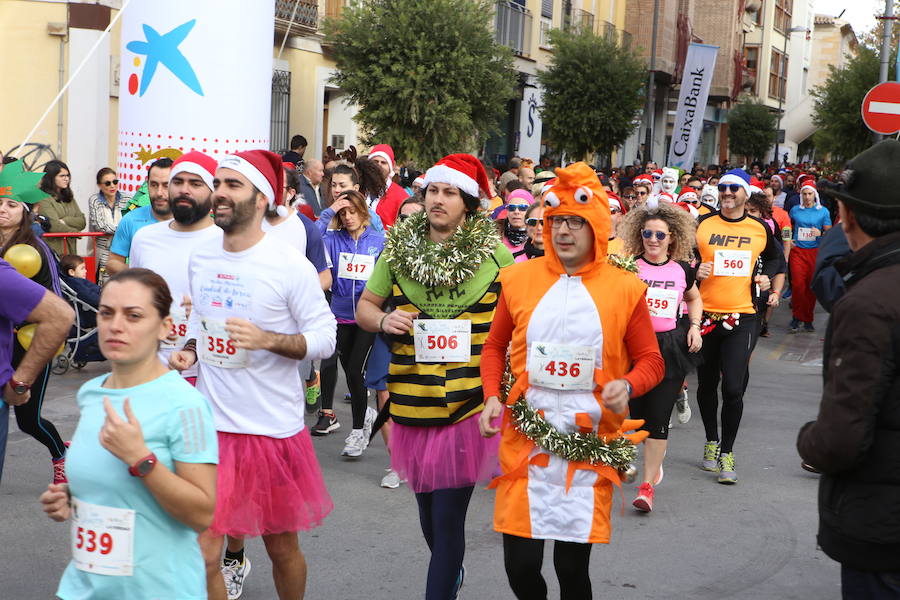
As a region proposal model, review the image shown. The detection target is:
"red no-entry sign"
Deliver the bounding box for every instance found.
[862,82,900,135]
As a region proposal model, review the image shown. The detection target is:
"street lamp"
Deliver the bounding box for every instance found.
[774,25,810,168]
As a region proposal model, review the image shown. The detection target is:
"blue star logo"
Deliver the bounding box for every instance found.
[126,20,204,96]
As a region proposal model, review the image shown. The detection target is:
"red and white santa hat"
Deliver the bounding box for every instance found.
[632,174,653,187]
[797,174,822,208]
[607,192,625,213]
[369,144,395,178]
[169,151,217,190]
[675,201,699,218]
[677,189,699,205]
[217,149,287,217]
[421,153,491,199]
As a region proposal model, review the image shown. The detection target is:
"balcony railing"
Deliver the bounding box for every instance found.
[275,0,318,33]
[495,1,533,57]
[620,29,632,48]
[565,8,594,33]
[601,20,617,41]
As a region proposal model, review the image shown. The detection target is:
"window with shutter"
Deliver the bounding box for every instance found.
[542,0,553,18]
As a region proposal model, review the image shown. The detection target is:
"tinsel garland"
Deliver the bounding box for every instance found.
[510,397,637,470]
[607,253,638,274]
[382,211,501,288]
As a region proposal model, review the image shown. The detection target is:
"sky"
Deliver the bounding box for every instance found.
[814,0,882,37]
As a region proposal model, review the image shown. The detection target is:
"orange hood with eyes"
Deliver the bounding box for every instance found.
[541,162,612,275]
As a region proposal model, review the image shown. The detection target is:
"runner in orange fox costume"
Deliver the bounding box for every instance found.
[480,162,664,599]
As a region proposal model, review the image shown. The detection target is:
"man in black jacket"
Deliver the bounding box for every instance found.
[797,139,900,598]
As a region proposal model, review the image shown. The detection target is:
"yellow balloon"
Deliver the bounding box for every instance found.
[15,324,65,356]
[4,243,41,279]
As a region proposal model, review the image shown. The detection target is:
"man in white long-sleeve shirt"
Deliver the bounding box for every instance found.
[170,150,336,600]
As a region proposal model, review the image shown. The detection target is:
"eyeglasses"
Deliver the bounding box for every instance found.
[636,190,649,196]
[623,194,637,199]
[717,183,742,193]
[549,215,587,230]
[610,208,621,215]
[642,229,668,241]
[507,204,529,212]
[689,185,702,191]
[102,179,119,186]
[526,217,543,227]
[398,213,411,221]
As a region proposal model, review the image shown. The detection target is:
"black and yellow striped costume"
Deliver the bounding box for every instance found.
[387,260,502,427]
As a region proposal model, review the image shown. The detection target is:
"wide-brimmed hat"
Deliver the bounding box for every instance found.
[819,139,900,218]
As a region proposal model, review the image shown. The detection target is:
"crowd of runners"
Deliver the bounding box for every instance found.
[0,136,890,600]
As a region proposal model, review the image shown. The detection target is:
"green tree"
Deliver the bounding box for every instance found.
[727,98,777,163]
[324,0,517,166]
[811,47,888,162]
[537,29,646,161]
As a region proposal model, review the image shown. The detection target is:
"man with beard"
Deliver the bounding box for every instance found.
[106,157,174,274]
[129,152,222,385]
[169,149,335,600]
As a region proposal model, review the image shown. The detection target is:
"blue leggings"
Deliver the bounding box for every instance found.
[415,486,474,600]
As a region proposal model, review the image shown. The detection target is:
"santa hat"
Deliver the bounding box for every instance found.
[369,144,395,178]
[607,192,625,213]
[749,177,765,195]
[771,174,784,186]
[632,174,653,187]
[675,202,699,218]
[421,153,491,199]
[413,174,425,188]
[218,149,286,217]
[652,168,663,181]
[645,191,674,210]
[797,175,822,208]
[719,168,751,196]
[677,189,699,205]
[169,151,217,191]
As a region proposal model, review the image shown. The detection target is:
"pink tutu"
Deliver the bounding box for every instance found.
[210,429,333,537]
[389,415,499,493]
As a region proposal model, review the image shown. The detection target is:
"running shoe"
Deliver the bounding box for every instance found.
[759,321,770,337]
[311,411,340,436]
[788,318,800,333]
[782,289,792,299]
[452,564,466,599]
[222,555,251,600]
[304,372,320,414]
[801,461,821,474]
[633,482,654,512]
[803,322,815,333]
[653,465,664,486]
[362,406,378,443]
[52,456,67,484]
[675,388,692,424]
[381,468,402,489]
[717,452,737,484]
[701,441,720,471]
[341,430,368,458]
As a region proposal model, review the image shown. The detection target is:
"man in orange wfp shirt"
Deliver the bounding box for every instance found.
[479,162,664,600]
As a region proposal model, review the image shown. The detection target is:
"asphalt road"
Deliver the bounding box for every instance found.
[0,303,839,600]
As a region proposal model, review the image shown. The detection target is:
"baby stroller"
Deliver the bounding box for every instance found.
[53,277,105,375]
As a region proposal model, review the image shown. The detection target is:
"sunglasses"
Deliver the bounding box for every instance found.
[642,229,668,241]
[610,208,622,215]
[507,204,529,212]
[636,190,649,196]
[525,217,543,227]
[717,183,743,193]
[623,194,637,199]
[102,179,119,186]
[549,215,587,230]
[689,185,702,191]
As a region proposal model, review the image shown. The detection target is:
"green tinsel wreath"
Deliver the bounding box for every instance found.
[382,211,500,288]
[607,253,639,274]
[510,397,637,471]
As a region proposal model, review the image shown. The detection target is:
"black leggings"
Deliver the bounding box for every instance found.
[503,534,593,600]
[320,323,375,429]
[696,313,757,454]
[12,354,66,461]
[416,486,474,600]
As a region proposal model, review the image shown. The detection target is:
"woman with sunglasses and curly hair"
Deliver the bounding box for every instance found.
[620,202,703,513]
[88,168,130,279]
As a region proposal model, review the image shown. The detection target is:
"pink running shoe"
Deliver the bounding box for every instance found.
[52,456,67,484]
[633,482,654,512]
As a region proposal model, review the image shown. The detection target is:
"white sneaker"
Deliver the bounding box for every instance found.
[676,388,692,424]
[341,429,368,458]
[222,556,251,600]
[362,406,378,443]
[380,468,402,489]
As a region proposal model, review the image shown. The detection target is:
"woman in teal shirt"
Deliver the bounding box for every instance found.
[40,268,218,600]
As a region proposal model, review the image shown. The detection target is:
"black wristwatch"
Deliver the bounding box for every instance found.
[7,379,31,395]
